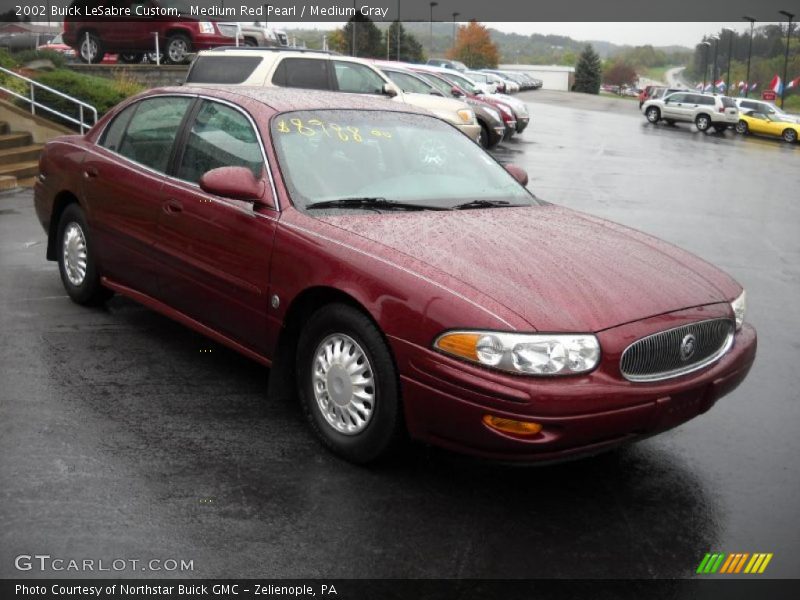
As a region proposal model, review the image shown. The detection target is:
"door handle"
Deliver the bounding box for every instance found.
[83,166,99,179]
[163,199,183,215]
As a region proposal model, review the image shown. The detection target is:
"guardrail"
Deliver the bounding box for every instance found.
[0,65,98,133]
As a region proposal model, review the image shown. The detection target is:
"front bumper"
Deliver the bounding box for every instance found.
[456,122,482,143]
[515,116,530,133]
[390,314,757,463]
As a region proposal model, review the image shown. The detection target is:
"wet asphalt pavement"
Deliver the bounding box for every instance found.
[1,91,799,580]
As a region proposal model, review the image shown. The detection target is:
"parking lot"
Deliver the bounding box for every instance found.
[1,90,798,579]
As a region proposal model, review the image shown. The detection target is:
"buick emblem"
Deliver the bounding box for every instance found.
[680,334,697,361]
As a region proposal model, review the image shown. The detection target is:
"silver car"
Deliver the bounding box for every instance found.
[642,92,738,132]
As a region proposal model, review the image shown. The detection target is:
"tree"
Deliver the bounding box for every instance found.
[385,21,425,62]
[574,44,602,94]
[331,14,384,58]
[446,20,499,69]
[603,60,638,88]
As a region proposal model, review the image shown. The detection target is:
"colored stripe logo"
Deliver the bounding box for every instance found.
[697,552,773,574]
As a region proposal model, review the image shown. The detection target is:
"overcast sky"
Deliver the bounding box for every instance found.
[284,21,784,48]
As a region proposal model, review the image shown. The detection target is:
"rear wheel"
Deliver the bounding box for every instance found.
[165,34,192,64]
[56,204,112,306]
[782,128,798,143]
[695,114,711,132]
[478,122,491,148]
[78,32,105,63]
[118,53,143,64]
[296,304,403,463]
[735,120,749,134]
[645,106,661,123]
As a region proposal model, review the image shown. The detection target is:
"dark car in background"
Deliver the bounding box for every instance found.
[63,0,236,64]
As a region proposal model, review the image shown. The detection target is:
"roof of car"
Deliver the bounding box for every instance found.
[147,86,431,115]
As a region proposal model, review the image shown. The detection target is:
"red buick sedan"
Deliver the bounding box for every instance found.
[34,87,757,464]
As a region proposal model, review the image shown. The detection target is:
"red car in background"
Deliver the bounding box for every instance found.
[34,86,756,464]
[62,0,236,64]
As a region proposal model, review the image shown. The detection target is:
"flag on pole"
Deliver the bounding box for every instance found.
[787,77,800,91]
[704,83,713,92]
[738,81,745,89]
[695,83,703,90]
[769,75,783,95]
[750,82,758,91]
[714,79,726,92]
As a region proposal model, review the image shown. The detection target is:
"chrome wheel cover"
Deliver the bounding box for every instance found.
[168,39,188,62]
[784,130,797,142]
[736,121,747,134]
[80,38,97,61]
[62,222,88,287]
[697,116,709,130]
[312,334,375,435]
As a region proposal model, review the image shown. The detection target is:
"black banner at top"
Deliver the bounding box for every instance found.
[0,0,797,22]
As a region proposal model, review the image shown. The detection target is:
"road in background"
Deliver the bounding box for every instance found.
[1,93,798,578]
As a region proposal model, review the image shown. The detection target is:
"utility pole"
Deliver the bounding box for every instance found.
[742,16,756,98]
[779,10,795,109]
[429,2,438,57]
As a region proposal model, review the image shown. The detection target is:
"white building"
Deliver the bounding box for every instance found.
[499,64,576,92]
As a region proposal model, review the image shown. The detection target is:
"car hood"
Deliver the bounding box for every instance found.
[396,92,470,116]
[317,205,739,332]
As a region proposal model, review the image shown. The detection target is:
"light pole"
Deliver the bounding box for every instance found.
[722,27,734,94]
[779,10,795,109]
[700,41,711,90]
[352,1,357,57]
[710,34,720,91]
[742,16,756,97]
[396,0,401,61]
[429,2,438,57]
[452,12,459,51]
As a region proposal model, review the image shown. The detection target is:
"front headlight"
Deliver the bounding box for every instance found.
[731,289,746,331]
[457,109,475,124]
[199,22,216,34]
[435,331,601,376]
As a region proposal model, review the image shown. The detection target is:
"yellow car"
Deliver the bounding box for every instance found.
[735,110,800,143]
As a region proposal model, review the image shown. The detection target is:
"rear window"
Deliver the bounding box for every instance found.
[721,97,736,108]
[187,56,263,84]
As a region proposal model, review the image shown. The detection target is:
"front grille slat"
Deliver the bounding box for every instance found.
[620,318,734,382]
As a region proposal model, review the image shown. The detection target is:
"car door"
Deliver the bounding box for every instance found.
[83,95,194,298]
[155,99,279,355]
[661,93,688,119]
[747,113,769,134]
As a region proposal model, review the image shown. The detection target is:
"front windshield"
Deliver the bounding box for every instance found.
[416,72,456,96]
[271,110,536,211]
[441,72,481,95]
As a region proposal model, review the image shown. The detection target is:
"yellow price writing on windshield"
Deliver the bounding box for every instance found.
[276,118,392,141]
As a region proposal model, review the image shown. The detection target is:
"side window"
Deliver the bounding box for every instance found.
[186,56,263,84]
[98,103,137,153]
[176,100,264,185]
[117,97,192,173]
[700,96,715,106]
[272,58,330,90]
[667,93,686,103]
[333,61,386,94]
[740,101,757,110]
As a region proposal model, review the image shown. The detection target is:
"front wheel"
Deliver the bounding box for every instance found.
[695,114,711,132]
[478,122,490,148]
[56,204,112,305]
[736,120,749,134]
[165,34,192,64]
[645,106,660,123]
[78,32,105,63]
[782,128,798,143]
[296,304,403,463]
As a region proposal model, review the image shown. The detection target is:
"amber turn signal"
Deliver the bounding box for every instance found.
[435,332,481,361]
[482,414,543,436]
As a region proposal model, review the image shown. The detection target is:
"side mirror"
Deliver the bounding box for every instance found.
[382,83,398,97]
[505,164,528,186]
[199,166,266,202]
[451,86,464,97]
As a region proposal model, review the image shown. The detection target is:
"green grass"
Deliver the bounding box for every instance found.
[782,95,800,113]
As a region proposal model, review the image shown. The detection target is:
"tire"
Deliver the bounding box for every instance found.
[736,120,749,134]
[296,303,403,463]
[243,38,258,47]
[56,204,112,306]
[118,53,143,64]
[478,122,490,149]
[645,106,660,123]
[78,32,105,64]
[164,34,192,64]
[782,128,798,143]
[695,114,711,132]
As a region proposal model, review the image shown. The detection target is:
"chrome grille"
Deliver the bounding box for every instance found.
[620,318,734,382]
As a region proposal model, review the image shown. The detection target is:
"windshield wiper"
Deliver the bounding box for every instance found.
[451,199,528,210]
[306,197,448,211]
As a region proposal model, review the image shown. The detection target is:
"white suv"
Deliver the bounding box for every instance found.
[642,92,738,132]
[185,47,480,141]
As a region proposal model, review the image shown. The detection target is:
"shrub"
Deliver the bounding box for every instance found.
[12,49,69,70]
